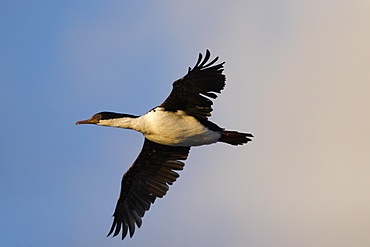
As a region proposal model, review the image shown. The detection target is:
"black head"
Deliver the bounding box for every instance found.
[97,112,138,120]
[76,111,138,125]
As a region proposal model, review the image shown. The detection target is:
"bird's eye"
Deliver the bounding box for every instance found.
[92,114,101,121]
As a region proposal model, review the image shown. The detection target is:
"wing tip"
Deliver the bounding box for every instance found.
[191,49,223,72]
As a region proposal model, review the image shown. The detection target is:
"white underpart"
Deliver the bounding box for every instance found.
[97,107,221,146]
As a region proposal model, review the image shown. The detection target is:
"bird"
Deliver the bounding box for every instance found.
[76,50,253,240]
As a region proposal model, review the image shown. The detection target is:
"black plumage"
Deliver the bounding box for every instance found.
[107,139,189,239]
[160,49,225,118]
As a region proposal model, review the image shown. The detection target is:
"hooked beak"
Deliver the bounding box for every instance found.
[75,119,95,125]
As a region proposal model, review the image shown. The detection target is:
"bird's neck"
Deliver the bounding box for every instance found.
[97,117,143,131]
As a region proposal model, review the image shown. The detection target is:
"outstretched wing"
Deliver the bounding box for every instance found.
[160,50,226,119]
[107,138,190,240]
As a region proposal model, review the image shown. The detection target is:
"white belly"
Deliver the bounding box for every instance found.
[139,108,220,146]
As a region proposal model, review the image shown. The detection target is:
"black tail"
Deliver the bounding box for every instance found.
[218,131,253,145]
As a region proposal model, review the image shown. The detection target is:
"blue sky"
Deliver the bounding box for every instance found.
[1,1,370,246]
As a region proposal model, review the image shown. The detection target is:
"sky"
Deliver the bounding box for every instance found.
[1,1,369,246]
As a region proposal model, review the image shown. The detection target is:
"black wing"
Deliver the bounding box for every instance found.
[107,138,190,240]
[160,50,226,119]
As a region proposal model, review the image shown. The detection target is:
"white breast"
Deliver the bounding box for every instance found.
[138,108,220,146]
